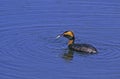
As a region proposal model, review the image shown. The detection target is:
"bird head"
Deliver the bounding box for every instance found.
[56,30,75,40]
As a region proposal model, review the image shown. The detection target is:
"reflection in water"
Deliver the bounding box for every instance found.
[62,49,97,61]
[62,50,74,61]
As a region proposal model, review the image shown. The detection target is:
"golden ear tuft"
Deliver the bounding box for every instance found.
[64,31,74,37]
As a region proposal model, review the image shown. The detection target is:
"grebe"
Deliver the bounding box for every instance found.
[56,30,97,53]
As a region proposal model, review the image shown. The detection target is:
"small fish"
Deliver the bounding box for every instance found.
[56,34,62,39]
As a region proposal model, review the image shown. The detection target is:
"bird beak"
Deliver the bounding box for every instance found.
[56,34,63,39]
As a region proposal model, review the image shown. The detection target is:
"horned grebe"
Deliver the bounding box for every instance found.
[56,30,97,53]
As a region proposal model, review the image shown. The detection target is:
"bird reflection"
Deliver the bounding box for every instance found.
[62,49,96,61]
[62,50,74,61]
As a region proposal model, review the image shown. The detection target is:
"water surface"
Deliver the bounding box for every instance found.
[0,0,120,79]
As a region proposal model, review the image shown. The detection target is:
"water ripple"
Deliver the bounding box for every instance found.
[0,0,120,78]
[86,41,120,62]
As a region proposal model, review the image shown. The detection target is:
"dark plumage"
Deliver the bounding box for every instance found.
[69,44,97,53]
[56,30,97,53]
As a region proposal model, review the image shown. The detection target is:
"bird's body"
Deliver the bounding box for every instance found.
[69,43,97,53]
[56,30,97,53]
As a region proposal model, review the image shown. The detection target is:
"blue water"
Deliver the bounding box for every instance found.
[0,0,120,79]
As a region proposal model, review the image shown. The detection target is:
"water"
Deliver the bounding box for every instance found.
[0,0,120,79]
